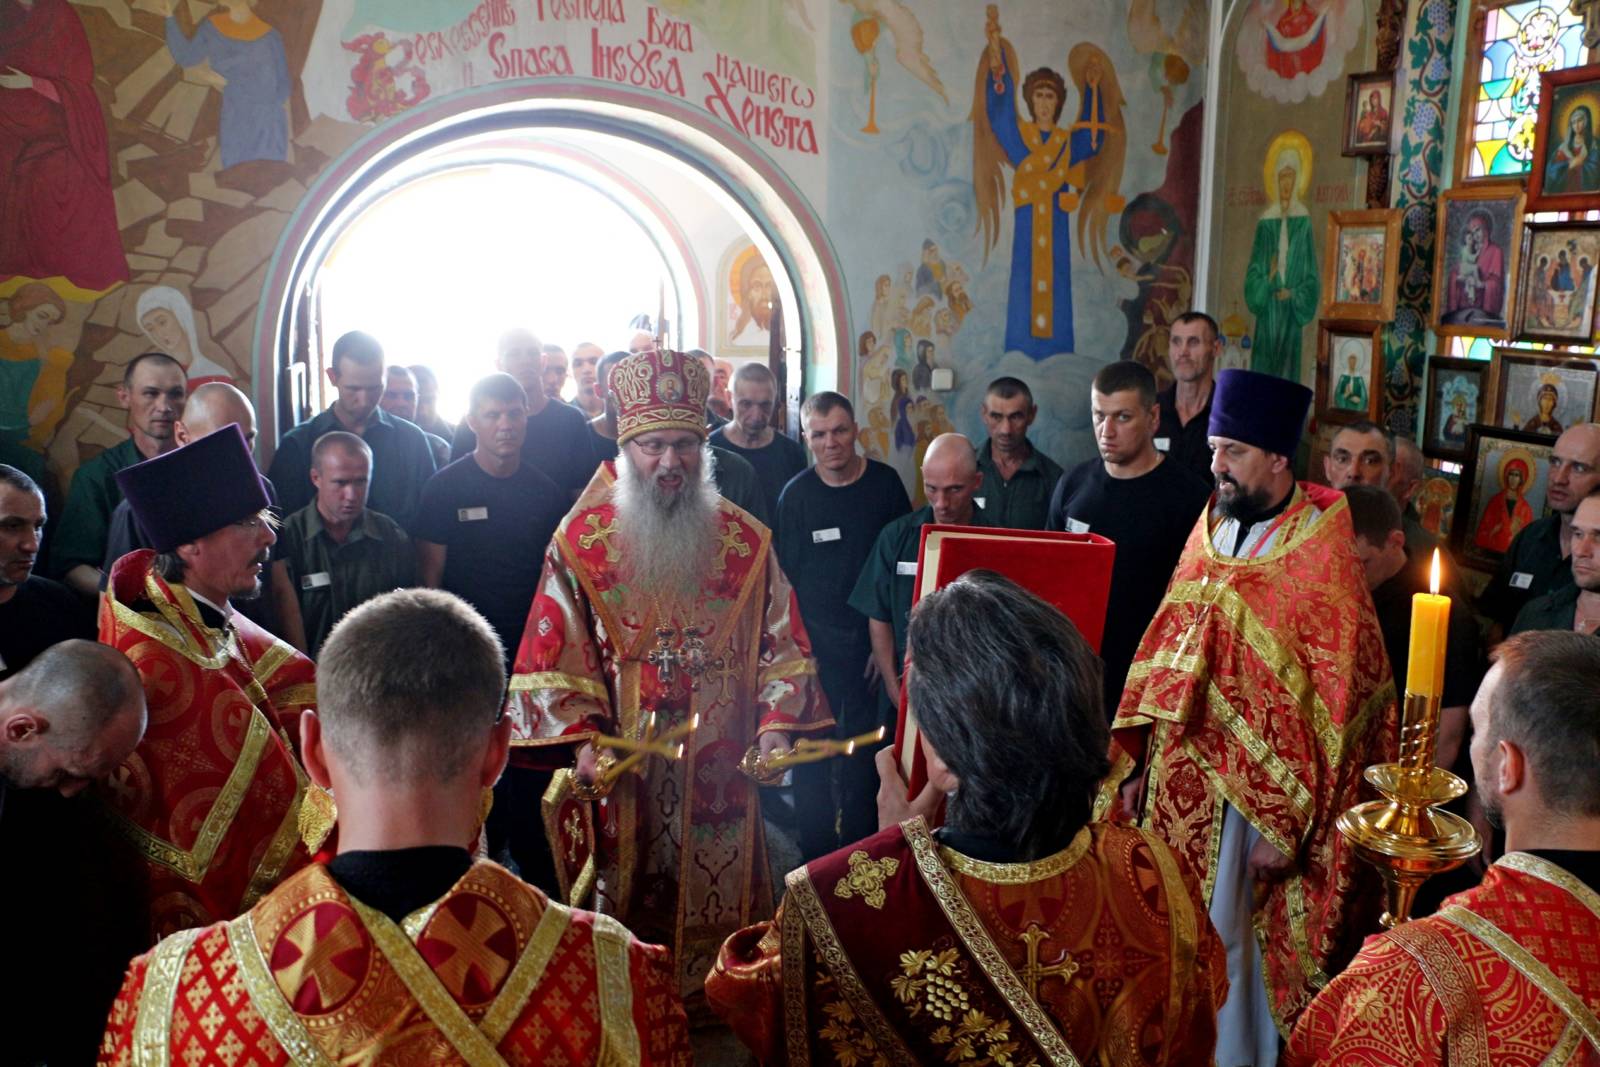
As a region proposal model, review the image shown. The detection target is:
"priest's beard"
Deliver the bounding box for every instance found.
[612,447,720,602]
[1215,473,1276,523]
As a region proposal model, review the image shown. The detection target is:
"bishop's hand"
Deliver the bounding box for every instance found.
[574,741,601,785]
[875,747,941,831]
[757,730,789,761]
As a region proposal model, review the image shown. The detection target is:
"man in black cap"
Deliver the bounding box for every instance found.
[1107,368,1398,1064]
[103,425,317,941]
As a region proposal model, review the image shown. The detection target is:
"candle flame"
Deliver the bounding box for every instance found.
[874,726,887,742]
[846,741,857,755]
[675,743,685,759]
[690,714,701,730]
[1430,548,1442,595]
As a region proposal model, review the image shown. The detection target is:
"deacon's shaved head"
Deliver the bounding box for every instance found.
[0,641,147,795]
[181,382,256,444]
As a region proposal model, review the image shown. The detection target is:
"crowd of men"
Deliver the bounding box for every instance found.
[0,308,1596,1065]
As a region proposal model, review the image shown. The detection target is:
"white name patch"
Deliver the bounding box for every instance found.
[300,572,332,591]
[1065,518,1091,534]
[1510,572,1534,590]
[812,528,842,543]
[458,507,489,522]
[974,496,987,508]
[1154,437,1171,452]
[896,561,918,576]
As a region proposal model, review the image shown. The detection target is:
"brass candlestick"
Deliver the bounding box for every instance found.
[572,713,698,800]
[739,727,886,786]
[1337,689,1481,927]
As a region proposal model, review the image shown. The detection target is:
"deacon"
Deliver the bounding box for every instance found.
[708,572,1228,1065]
[1108,368,1397,1060]
[101,589,693,1063]
[103,425,317,940]
[505,347,830,1008]
[1286,630,1600,1066]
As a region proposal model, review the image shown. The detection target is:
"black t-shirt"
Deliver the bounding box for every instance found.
[1372,549,1482,706]
[588,423,620,464]
[1046,457,1211,717]
[450,401,598,494]
[0,576,94,679]
[774,460,912,668]
[1155,381,1216,487]
[411,457,568,662]
[708,428,808,522]
[327,846,474,922]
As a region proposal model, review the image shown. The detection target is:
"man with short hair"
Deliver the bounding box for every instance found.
[268,330,438,529]
[775,391,911,854]
[1323,419,1392,489]
[1511,486,1600,634]
[450,329,597,497]
[0,641,149,1063]
[406,362,456,441]
[710,572,1228,1065]
[271,432,416,657]
[849,434,990,711]
[542,341,569,400]
[105,425,318,940]
[709,361,808,519]
[1345,484,1479,771]
[975,376,1063,529]
[506,348,830,1010]
[101,589,693,1063]
[1157,310,1221,485]
[54,352,186,596]
[689,349,729,429]
[1110,369,1397,1057]
[571,340,605,419]
[1390,433,1446,555]
[415,373,569,891]
[1480,423,1600,635]
[381,363,451,467]
[1047,360,1210,715]
[1287,630,1600,1066]
[0,465,92,680]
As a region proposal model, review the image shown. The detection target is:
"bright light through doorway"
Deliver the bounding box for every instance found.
[318,165,674,422]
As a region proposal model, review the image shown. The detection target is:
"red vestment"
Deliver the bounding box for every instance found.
[99,859,692,1064]
[99,550,316,942]
[1104,483,1399,1033]
[505,462,832,1005]
[1286,853,1600,1066]
[707,818,1228,1065]
[0,0,129,293]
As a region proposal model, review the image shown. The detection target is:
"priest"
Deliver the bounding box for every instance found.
[1104,368,1398,1059]
[1286,630,1600,1065]
[706,571,1227,1064]
[102,588,692,1063]
[101,424,316,941]
[505,347,831,1009]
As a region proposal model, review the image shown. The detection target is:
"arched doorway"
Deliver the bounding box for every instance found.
[255,80,850,453]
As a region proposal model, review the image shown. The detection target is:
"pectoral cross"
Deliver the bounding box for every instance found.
[1018,923,1079,999]
[645,625,723,693]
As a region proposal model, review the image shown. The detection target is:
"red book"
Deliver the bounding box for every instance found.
[894,525,1116,795]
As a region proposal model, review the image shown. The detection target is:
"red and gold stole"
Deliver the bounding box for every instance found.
[98,549,315,940]
[777,818,1110,1067]
[1102,483,1398,1031]
[109,861,666,1065]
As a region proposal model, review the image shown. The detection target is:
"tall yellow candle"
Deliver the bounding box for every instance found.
[1406,549,1450,697]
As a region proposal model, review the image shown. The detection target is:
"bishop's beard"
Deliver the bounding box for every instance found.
[611,446,721,601]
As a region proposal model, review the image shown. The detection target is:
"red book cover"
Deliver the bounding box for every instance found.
[893,525,1116,795]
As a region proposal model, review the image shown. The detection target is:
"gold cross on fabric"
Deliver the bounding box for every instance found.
[562,809,583,862]
[275,908,365,1010]
[1018,923,1078,999]
[578,513,619,558]
[428,899,512,998]
[712,522,751,577]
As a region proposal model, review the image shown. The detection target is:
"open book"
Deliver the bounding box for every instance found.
[894,524,1116,795]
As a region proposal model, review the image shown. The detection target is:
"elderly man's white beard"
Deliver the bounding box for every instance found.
[612,446,721,600]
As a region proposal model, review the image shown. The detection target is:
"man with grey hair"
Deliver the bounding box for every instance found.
[0,464,92,680]
[507,347,829,1012]
[101,588,692,1061]
[380,363,451,466]
[709,361,808,520]
[270,431,415,657]
[449,328,596,497]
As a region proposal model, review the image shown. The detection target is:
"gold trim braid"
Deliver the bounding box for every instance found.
[481,899,573,1044]
[1385,917,1491,1067]
[592,913,643,1067]
[227,912,336,1067]
[1499,852,1600,925]
[938,826,1091,885]
[130,927,201,1067]
[508,671,609,701]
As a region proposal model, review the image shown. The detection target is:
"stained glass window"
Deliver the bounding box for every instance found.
[1463,1,1588,180]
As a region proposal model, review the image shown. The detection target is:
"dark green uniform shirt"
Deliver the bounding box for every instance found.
[274,504,416,656]
[1478,515,1574,632]
[974,439,1063,530]
[50,437,146,576]
[1509,581,1579,635]
[847,502,991,664]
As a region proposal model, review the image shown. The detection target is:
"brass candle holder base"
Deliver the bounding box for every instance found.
[1338,690,1481,928]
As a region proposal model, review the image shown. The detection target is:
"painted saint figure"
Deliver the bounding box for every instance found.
[1441,209,1507,326]
[972,8,1120,359]
[1521,381,1564,435]
[164,0,290,170]
[1544,102,1600,194]
[0,0,130,295]
[1474,453,1536,554]
[136,286,234,387]
[1244,136,1319,380]
[1333,348,1367,411]
[0,282,73,451]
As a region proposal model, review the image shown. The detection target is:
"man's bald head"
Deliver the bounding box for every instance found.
[179,382,257,447]
[921,433,983,525]
[0,641,147,796]
[1548,423,1600,515]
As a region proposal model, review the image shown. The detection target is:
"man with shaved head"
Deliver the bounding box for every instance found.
[380,363,450,467]
[849,432,990,719]
[1,640,150,1064]
[709,361,808,518]
[570,341,605,419]
[448,328,596,498]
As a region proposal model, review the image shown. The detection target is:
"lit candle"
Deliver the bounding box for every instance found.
[1406,549,1451,698]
